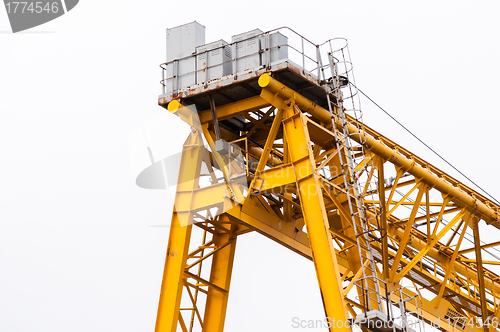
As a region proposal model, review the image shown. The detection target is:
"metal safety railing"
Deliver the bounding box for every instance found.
[159,27,354,97]
[353,276,425,332]
[390,286,426,332]
[354,276,392,319]
[317,36,388,317]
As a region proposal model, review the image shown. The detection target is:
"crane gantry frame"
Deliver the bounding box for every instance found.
[150,26,500,332]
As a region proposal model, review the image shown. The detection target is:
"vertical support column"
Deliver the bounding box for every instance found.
[375,157,389,281]
[155,130,204,332]
[282,102,351,332]
[472,216,489,332]
[490,304,500,332]
[203,216,237,332]
[283,130,293,224]
[208,95,221,141]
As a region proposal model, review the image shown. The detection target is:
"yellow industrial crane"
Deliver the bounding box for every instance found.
[147,22,500,332]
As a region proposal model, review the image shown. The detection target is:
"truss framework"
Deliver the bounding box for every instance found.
[154,74,500,332]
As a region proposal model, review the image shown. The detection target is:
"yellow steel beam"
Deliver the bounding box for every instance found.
[473,216,489,331]
[386,170,404,208]
[184,271,228,294]
[253,107,283,175]
[375,156,389,280]
[321,181,352,226]
[178,313,188,332]
[425,186,431,244]
[168,96,269,125]
[445,219,465,248]
[254,163,296,194]
[364,200,456,207]
[329,229,359,248]
[458,259,500,266]
[226,199,312,259]
[186,240,231,270]
[283,130,293,224]
[281,103,350,332]
[174,182,229,212]
[459,240,500,255]
[317,148,339,170]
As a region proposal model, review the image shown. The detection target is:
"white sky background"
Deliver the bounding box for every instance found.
[1,1,500,331]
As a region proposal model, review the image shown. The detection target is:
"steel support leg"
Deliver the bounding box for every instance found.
[473,216,489,332]
[203,217,237,332]
[155,131,205,332]
[282,104,351,332]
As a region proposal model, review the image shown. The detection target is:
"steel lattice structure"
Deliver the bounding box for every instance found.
[149,26,500,332]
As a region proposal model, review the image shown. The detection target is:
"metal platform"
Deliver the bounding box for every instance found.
[158,60,329,112]
[355,310,413,332]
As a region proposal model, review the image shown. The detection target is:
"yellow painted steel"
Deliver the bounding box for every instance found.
[393,207,466,282]
[257,74,500,324]
[473,216,489,331]
[156,73,500,332]
[258,74,499,224]
[375,157,389,280]
[252,163,296,194]
[155,131,204,332]
[168,96,269,124]
[434,213,471,307]
[202,216,237,332]
[280,104,350,332]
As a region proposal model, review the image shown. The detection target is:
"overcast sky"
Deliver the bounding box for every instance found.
[1,1,500,331]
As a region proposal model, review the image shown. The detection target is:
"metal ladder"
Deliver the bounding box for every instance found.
[318,44,383,313]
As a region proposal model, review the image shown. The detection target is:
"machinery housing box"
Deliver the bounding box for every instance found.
[267,32,288,64]
[196,40,232,84]
[165,22,206,95]
[231,29,263,73]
